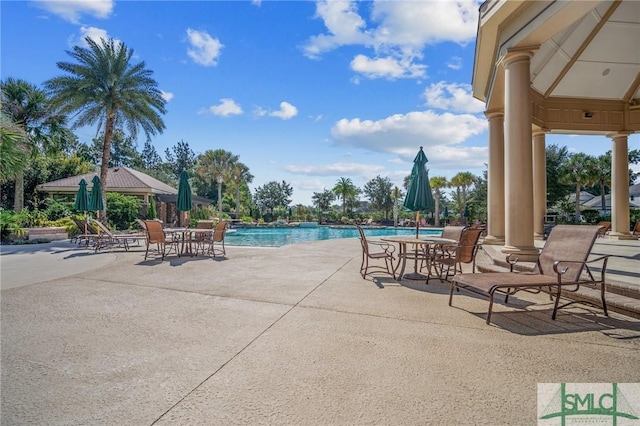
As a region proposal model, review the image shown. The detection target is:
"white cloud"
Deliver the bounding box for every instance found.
[304,0,479,79]
[423,82,485,114]
[208,98,243,117]
[256,102,298,120]
[331,109,487,159]
[160,90,174,102]
[350,54,426,79]
[303,1,371,59]
[270,102,298,120]
[69,26,112,48]
[33,0,113,23]
[447,56,462,70]
[186,28,223,67]
[284,162,384,176]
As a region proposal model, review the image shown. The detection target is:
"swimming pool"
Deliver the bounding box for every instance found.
[224,226,443,247]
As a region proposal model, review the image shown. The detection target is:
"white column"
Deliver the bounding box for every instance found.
[609,133,633,239]
[502,50,538,260]
[532,130,547,240]
[484,110,505,245]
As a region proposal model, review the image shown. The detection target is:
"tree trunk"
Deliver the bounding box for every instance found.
[100,114,116,223]
[235,184,240,220]
[575,183,581,224]
[13,172,24,212]
[434,190,441,227]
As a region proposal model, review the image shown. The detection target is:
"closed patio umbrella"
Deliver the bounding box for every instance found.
[444,206,449,226]
[177,170,192,226]
[74,178,89,235]
[88,175,104,216]
[403,147,435,238]
[402,147,436,280]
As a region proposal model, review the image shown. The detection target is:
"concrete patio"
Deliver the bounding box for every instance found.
[1,237,639,425]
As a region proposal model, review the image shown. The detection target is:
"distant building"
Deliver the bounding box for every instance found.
[37,167,213,224]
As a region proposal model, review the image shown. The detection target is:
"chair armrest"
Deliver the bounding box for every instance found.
[552,254,624,282]
[368,240,396,254]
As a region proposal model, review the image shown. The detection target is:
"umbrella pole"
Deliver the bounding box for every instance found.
[414,211,420,274]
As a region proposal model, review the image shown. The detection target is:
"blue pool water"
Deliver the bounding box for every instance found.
[224,226,443,247]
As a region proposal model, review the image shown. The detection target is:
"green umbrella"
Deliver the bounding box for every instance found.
[74,178,89,236]
[403,146,435,238]
[464,205,470,218]
[402,147,435,280]
[177,170,192,212]
[74,178,89,212]
[444,205,449,226]
[88,175,104,213]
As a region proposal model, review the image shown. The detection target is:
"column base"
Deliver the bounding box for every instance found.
[608,232,638,240]
[483,235,505,245]
[501,245,540,262]
[534,232,545,241]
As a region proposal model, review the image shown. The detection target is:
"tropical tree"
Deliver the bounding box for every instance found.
[229,161,253,219]
[312,189,336,223]
[363,175,393,219]
[1,77,69,212]
[332,177,357,215]
[254,180,293,218]
[429,176,448,226]
[391,186,403,226]
[165,139,196,180]
[45,36,166,220]
[561,152,595,223]
[195,149,239,205]
[546,144,572,209]
[0,112,28,183]
[449,171,475,218]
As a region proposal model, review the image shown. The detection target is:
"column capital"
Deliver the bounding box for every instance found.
[484,109,504,119]
[607,131,632,140]
[532,126,549,136]
[500,47,537,67]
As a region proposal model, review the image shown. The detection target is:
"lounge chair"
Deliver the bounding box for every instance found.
[426,228,483,284]
[596,221,611,238]
[142,220,180,260]
[357,225,396,279]
[89,218,147,252]
[71,217,99,247]
[633,221,640,238]
[450,225,614,324]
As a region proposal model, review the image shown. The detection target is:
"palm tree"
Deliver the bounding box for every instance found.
[196,149,240,215]
[332,177,357,215]
[561,153,595,224]
[230,161,253,219]
[45,37,166,220]
[430,176,448,226]
[591,153,611,215]
[449,172,475,218]
[391,186,403,226]
[1,78,68,212]
[312,189,335,223]
[0,112,28,183]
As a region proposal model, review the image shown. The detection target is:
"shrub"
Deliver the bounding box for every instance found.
[106,192,140,230]
[0,209,25,241]
[44,199,73,221]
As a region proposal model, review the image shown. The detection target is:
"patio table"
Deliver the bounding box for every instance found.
[381,236,456,280]
[164,228,214,256]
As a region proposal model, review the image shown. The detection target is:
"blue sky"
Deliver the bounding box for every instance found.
[2,0,638,205]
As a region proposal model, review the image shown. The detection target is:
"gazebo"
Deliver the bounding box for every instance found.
[473,0,640,260]
[37,167,213,225]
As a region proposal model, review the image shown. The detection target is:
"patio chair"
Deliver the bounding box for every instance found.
[192,220,214,256]
[421,225,465,272]
[596,221,611,238]
[71,217,99,247]
[143,219,180,260]
[357,225,396,279]
[89,218,147,252]
[426,228,483,284]
[633,221,640,237]
[207,220,228,257]
[450,225,614,324]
